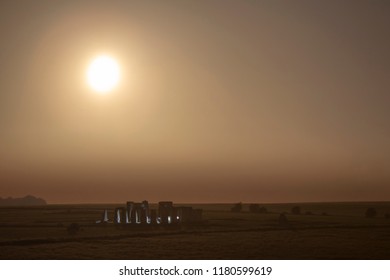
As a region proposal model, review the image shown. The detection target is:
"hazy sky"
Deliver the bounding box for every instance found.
[1,1,389,203]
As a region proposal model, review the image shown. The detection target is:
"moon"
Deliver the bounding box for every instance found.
[87,55,120,93]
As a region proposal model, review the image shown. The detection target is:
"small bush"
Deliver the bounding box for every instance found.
[249,204,268,214]
[291,206,301,215]
[231,202,242,213]
[365,208,377,218]
[259,207,268,214]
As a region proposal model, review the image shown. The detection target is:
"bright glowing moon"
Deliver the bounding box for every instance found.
[87,55,120,93]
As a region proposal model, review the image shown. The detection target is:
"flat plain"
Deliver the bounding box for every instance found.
[1,202,390,259]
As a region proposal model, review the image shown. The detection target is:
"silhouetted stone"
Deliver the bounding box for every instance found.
[176,207,193,223]
[126,201,134,223]
[114,207,126,224]
[385,213,390,219]
[141,200,150,224]
[97,201,203,226]
[96,209,109,223]
[305,211,313,215]
[133,203,143,224]
[150,209,157,224]
[159,201,173,224]
[171,207,179,224]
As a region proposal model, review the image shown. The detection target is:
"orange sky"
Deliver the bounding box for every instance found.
[0,1,389,203]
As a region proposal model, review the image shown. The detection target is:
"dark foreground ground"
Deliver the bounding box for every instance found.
[1,202,390,259]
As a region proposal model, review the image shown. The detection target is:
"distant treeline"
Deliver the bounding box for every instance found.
[0,195,47,206]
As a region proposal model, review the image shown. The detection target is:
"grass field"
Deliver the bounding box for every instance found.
[1,202,390,259]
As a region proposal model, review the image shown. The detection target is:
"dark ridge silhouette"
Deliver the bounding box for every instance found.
[0,195,47,206]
